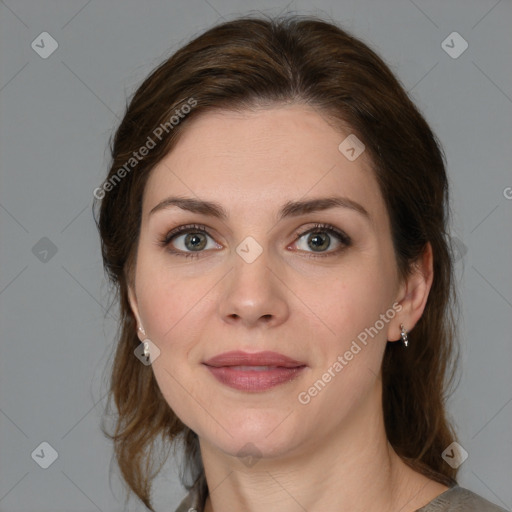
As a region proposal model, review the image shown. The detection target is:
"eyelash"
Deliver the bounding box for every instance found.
[159,223,352,259]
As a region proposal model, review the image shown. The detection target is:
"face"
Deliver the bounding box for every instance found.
[128,104,415,462]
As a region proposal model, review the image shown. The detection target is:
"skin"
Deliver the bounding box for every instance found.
[128,105,449,512]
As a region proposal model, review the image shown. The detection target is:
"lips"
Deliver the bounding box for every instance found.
[203,351,307,392]
[203,350,306,368]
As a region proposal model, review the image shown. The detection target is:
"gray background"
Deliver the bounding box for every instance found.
[1,0,511,511]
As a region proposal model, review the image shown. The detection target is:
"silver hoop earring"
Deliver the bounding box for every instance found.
[400,324,409,347]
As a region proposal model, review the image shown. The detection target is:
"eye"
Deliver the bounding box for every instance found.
[159,222,351,259]
[292,223,351,256]
[160,224,221,258]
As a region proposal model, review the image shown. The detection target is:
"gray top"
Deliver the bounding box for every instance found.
[173,474,509,512]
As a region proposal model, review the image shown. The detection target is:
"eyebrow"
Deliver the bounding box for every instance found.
[149,195,369,221]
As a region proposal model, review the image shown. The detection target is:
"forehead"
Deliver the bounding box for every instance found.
[143,105,385,221]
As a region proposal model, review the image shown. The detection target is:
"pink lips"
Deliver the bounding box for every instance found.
[203,350,307,392]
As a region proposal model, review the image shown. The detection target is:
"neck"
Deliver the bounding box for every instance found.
[199,380,445,512]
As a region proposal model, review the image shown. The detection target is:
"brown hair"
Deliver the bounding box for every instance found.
[95,14,460,511]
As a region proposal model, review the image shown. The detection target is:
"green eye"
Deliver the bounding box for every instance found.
[161,224,220,258]
[294,223,351,255]
[305,232,331,251]
[182,232,208,251]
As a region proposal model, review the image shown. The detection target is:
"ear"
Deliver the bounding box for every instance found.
[387,242,434,342]
[127,285,145,342]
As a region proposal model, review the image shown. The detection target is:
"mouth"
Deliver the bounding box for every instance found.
[202,351,307,392]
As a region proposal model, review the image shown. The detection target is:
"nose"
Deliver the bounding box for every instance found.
[217,246,290,329]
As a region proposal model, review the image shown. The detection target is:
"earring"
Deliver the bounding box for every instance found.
[143,340,150,362]
[400,324,409,347]
[138,326,145,336]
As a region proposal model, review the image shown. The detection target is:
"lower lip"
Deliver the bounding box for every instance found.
[204,365,306,391]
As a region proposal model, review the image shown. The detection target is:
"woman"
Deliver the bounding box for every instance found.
[95,15,507,512]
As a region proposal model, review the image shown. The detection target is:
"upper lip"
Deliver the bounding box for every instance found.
[203,350,306,368]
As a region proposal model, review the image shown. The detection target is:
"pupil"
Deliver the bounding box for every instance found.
[309,232,329,251]
[185,233,206,251]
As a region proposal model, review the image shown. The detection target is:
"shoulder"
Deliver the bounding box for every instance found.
[416,485,509,512]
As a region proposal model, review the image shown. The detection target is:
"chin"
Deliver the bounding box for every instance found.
[201,415,302,461]
[221,437,296,464]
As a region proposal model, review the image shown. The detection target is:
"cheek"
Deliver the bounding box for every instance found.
[134,245,213,337]
[137,274,209,346]
[133,262,210,428]
[292,268,393,419]
[292,258,394,342]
